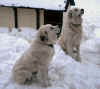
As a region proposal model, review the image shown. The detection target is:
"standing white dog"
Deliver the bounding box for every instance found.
[12,24,59,87]
[59,7,84,62]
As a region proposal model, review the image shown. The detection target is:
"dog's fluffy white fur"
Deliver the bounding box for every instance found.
[12,24,59,87]
[59,7,84,62]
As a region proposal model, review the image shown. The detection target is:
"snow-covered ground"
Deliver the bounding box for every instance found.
[0,26,100,89]
[9,28,37,42]
[0,32,100,89]
[0,27,37,42]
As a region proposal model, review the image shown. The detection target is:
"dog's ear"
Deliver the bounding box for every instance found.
[68,10,72,18]
[40,31,48,42]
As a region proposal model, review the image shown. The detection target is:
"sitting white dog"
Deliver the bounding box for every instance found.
[12,24,59,87]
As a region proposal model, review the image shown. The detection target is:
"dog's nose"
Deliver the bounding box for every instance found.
[81,9,84,14]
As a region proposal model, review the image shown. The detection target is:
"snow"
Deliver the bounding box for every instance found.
[81,38,100,65]
[0,27,10,33]
[0,27,38,42]
[9,28,38,42]
[0,0,67,10]
[0,32,100,89]
[0,33,100,89]
[0,27,100,89]
[75,0,100,39]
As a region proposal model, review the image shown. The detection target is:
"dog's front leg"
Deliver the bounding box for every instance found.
[66,38,74,58]
[66,38,81,62]
[38,64,51,87]
[75,45,81,62]
[72,44,81,62]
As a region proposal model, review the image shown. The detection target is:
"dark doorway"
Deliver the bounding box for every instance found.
[44,10,63,32]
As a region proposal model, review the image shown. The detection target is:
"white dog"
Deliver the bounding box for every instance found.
[59,7,84,62]
[12,24,59,87]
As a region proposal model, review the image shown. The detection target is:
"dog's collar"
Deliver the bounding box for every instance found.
[71,23,81,27]
[38,40,54,48]
[47,44,53,48]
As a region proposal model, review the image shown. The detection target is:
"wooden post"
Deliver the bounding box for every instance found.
[13,7,18,28]
[64,0,75,11]
[69,0,75,6]
[36,9,40,29]
[65,0,70,11]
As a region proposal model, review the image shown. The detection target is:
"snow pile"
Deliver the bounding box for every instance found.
[0,0,66,10]
[0,27,10,33]
[9,28,37,42]
[75,0,100,40]
[94,28,100,38]
[0,33,30,65]
[81,38,100,65]
[0,33,100,89]
[0,27,37,42]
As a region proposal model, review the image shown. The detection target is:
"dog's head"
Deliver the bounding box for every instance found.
[38,24,60,44]
[68,8,84,25]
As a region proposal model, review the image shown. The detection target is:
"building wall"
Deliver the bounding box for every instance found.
[0,7,14,28]
[17,8,37,29]
[40,10,44,26]
[0,7,44,29]
[0,7,63,30]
